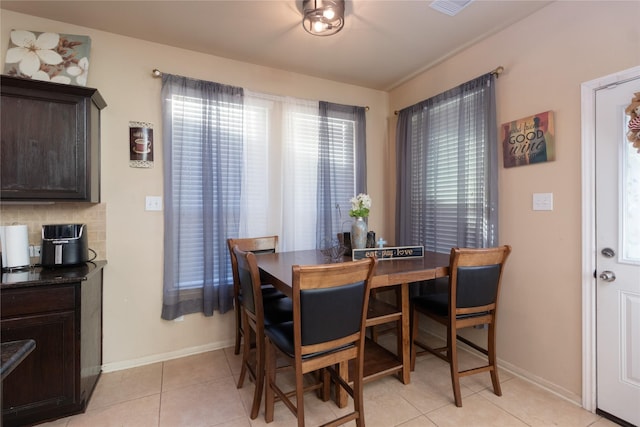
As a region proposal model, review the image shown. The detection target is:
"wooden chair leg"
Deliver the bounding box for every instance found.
[488,322,502,396]
[249,330,265,419]
[353,361,365,427]
[336,360,349,407]
[448,326,463,407]
[237,313,251,388]
[264,337,276,423]
[234,304,242,355]
[295,364,305,427]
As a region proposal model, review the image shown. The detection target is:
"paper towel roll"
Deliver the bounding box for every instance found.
[0,225,30,269]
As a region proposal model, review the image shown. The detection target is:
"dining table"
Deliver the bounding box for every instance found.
[256,248,450,407]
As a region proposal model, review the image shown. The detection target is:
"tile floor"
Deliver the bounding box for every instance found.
[40,337,619,427]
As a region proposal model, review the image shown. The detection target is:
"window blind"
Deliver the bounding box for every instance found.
[170,95,243,288]
[398,74,496,252]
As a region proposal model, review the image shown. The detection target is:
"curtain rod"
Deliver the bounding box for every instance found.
[152,68,369,111]
[393,65,504,115]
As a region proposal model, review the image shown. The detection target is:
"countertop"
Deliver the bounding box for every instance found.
[1,339,36,380]
[0,260,106,289]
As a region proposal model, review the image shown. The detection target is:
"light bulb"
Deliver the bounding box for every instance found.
[323,8,335,20]
[313,20,326,33]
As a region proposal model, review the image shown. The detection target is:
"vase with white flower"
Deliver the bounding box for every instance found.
[349,193,371,250]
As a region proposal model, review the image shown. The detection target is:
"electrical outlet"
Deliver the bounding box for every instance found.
[145,196,163,211]
[29,245,42,258]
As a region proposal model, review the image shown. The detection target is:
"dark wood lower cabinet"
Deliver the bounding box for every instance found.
[1,262,105,426]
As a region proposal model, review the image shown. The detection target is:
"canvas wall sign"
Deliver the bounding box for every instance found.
[4,29,91,86]
[502,111,555,168]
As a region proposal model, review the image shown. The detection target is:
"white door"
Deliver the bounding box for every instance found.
[595,76,640,425]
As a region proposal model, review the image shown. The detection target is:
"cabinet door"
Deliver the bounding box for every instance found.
[0,76,105,202]
[1,90,88,200]
[1,311,76,426]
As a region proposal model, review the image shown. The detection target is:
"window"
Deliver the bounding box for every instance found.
[161,75,366,319]
[170,93,243,289]
[396,73,498,252]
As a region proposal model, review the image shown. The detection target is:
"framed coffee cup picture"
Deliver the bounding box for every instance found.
[129,121,154,168]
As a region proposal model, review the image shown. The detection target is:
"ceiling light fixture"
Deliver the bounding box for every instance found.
[302,0,345,36]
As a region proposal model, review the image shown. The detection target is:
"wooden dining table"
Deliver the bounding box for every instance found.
[256,248,450,406]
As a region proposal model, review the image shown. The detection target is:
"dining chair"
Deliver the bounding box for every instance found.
[227,236,287,355]
[410,245,511,407]
[264,257,377,427]
[232,245,293,419]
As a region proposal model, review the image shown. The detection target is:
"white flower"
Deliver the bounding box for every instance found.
[67,57,89,86]
[349,193,372,218]
[31,70,71,84]
[5,30,63,77]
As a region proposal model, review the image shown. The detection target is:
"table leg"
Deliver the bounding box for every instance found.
[400,282,411,384]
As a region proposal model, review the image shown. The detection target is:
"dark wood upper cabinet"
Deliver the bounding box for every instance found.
[0,75,107,202]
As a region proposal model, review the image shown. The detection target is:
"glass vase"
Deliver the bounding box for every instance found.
[351,217,368,250]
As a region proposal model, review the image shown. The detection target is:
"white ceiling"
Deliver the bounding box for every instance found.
[0,0,552,91]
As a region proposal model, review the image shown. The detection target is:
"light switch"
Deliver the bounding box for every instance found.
[145,196,163,211]
[532,193,553,211]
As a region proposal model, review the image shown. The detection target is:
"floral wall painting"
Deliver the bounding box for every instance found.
[4,29,91,86]
[502,110,555,168]
[129,122,154,169]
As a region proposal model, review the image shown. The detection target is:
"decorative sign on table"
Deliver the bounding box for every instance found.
[352,246,424,261]
[501,110,555,168]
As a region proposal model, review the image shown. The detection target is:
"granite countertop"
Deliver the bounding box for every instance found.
[1,339,36,380]
[0,260,106,289]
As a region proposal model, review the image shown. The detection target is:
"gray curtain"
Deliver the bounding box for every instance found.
[395,73,498,251]
[316,102,367,245]
[161,74,244,320]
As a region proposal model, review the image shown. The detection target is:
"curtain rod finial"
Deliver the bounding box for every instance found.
[152,69,162,78]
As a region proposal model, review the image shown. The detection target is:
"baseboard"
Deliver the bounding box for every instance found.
[418,327,583,407]
[101,339,234,373]
[497,357,582,406]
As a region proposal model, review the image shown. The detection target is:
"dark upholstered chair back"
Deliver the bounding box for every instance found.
[291,257,377,357]
[299,281,365,346]
[233,246,262,317]
[455,264,501,309]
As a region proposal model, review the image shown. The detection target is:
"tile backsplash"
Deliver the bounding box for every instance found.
[0,203,106,261]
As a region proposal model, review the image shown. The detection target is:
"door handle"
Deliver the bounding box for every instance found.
[599,270,616,282]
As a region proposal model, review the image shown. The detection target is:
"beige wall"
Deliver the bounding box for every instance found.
[0,10,389,370]
[388,1,639,401]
